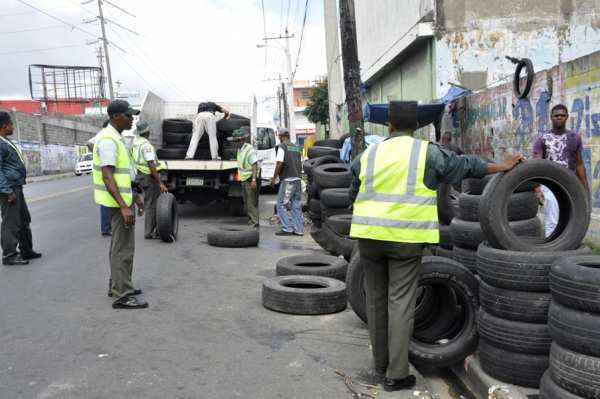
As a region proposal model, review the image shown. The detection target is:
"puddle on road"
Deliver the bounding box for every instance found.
[258,238,317,252]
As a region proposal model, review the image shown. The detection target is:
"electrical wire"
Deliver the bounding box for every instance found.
[108,42,166,99]
[0,23,86,35]
[292,0,310,79]
[0,43,88,55]
[15,0,98,37]
[0,5,71,17]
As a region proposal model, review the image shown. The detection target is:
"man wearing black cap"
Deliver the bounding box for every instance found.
[93,100,147,309]
[348,100,523,391]
[0,112,42,266]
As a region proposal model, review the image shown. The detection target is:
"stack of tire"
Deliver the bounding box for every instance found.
[157,118,193,160]
[215,115,250,160]
[474,160,592,389]
[540,255,600,398]
[436,184,459,260]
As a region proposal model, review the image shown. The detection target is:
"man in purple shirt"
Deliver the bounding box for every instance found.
[532,104,590,236]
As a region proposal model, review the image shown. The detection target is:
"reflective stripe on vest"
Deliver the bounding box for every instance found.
[132,137,162,175]
[92,128,133,207]
[350,136,439,243]
[0,136,24,164]
[237,143,255,180]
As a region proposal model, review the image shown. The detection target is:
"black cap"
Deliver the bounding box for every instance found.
[388,100,418,128]
[106,99,140,116]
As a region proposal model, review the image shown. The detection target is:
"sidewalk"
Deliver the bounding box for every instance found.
[26,171,78,184]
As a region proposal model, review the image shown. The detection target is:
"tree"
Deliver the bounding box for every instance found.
[304,80,329,127]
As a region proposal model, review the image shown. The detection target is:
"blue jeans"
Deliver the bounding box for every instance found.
[277,180,303,234]
[100,205,112,234]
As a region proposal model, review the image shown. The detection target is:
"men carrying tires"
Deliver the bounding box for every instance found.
[271,127,304,236]
[94,100,147,309]
[348,100,523,392]
[229,129,260,228]
[132,120,168,239]
[533,104,590,236]
[186,101,230,161]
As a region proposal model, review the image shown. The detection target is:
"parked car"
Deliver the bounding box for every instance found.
[75,153,93,176]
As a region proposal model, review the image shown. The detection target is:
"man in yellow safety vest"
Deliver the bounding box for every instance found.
[349,100,523,391]
[229,129,259,228]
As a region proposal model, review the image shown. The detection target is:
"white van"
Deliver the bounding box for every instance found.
[255,124,280,187]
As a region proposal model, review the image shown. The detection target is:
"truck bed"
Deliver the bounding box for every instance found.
[163,160,238,170]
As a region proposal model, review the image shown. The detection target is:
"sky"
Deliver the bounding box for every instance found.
[0,0,328,121]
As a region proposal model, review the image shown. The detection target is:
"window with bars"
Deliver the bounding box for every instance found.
[302,91,310,99]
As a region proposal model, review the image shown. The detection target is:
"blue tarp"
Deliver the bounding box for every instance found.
[340,135,385,163]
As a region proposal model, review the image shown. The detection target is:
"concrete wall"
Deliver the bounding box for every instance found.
[0,108,100,175]
[441,49,600,243]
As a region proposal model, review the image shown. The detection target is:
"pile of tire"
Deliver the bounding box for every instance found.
[540,255,600,398]
[475,160,591,389]
[157,118,193,160]
[262,254,348,315]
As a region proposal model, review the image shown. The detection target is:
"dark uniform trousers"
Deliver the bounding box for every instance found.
[0,186,33,260]
[108,204,135,303]
[138,172,160,237]
[358,238,423,379]
[241,179,259,228]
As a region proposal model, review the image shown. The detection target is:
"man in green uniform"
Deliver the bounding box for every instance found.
[93,100,147,309]
[349,100,523,391]
[132,120,168,239]
[229,129,259,228]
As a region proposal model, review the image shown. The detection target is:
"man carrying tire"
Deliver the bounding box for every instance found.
[348,100,523,392]
[271,127,304,236]
[533,104,590,236]
[94,100,147,309]
[132,120,168,239]
[186,102,230,161]
[229,129,259,228]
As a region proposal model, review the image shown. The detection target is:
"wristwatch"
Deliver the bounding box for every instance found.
[252,179,256,182]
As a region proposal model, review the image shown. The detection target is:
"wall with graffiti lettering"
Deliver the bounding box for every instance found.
[442,50,600,242]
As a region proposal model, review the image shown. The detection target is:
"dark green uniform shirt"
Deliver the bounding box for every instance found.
[349,132,489,204]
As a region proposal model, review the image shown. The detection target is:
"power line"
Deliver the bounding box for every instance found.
[108,42,165,99]
[15,0,98,37]
[65,0,96,16]
[292,0,310,79]
[0,43,88,55]
[0,23,86,35]
[0,5,71,17]
[103,0,137,18]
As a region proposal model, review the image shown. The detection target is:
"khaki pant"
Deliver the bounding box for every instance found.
[108,204,136,303]
[0,186,34,260]
[187,112,218,159]
[242,180,259,228]
[138,172,160,237]
[358,239,423,379]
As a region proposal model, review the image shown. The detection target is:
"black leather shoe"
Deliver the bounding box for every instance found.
[108,288,142,297]
[3,256,29,265]
[375,366,387,374]
[383,375,416,392]
[275,230,294,236]
[20,251,42,260]
[112,296,148,309]
[101,232,112,237]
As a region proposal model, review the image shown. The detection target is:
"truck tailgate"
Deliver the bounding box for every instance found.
[163,160,238,170]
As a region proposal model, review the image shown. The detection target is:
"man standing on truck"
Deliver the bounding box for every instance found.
[229,129,260,228]
[94,100,147,309]
[271,127,303,236]
[132,120,168,239]
[186,102,230,161]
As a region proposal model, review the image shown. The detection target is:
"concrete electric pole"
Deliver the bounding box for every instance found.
[98,0,114,101]
[339,0,365,159]
[323,0,345,140]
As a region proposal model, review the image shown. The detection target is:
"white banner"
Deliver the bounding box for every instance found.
[258,148,277,179]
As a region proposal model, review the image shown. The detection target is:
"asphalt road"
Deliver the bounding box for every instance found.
[0,176,438,399]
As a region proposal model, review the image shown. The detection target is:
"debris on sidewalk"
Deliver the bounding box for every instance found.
[265,211,313,228]
[488,385,512,399]
[335,369,380,399]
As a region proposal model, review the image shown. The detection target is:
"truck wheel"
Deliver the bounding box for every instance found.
[156,193,178,242]
[207,226,259,248]
[230,197,246,217]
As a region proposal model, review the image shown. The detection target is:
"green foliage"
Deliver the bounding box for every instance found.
[303,80,329,126]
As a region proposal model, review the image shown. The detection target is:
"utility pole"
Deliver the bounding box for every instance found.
[339,0,365,159]
[323,0,345,139]
[277,86,282,126]
[282,82,289,129]
[98,0,114,101]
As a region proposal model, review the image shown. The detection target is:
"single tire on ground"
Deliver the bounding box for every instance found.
[326,214,352,236]
[156,193,179,243]
[451,216,541,250]
[479,160,590,251]
[549,341,600,398]
[479,340,548,388]
[452,245,478,274]
[458,191,538,222]
[308,146,340,159]
[477,242,592,291]
[262,275,347,315]
[540,370,583,399]
[437,184,460,225]
[207,226,259,248]
[479,280,552,323]
[162,118,193,133]
[156,148,186,160]
[276,254,348,281]
[548,301,600,358]
[320,188,351,208]
[550,255,600,314]
[312,164,353,189]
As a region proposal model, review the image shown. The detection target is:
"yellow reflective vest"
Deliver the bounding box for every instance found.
[93,128,133,207]
[132,137,163,175]
[237,143,257,181]
[350,135,439,243]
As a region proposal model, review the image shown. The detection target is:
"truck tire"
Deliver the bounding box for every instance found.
[479,340,548,388]
[262,275,347,315]
[413,284,458,342]
[310,224,356,260]
[479,160,590,251]
[550,342,600,398]
[548,301,600,357]
[320,188,351,208]
[162,118,193,133]
[207,226,259,248]
[479,280,552,323]
[437,184,460,226]
[439,224,453,250]
[338,133,351,146]
[303,158,319,176]
[156,193,179,243]
[458,191,538,222]
[323,206,352,218]
[550,255,600,313]
[306,183,319,199]
[451,245,478,273]
[478,308,552,355]
[436,247,454,259]
[222,149,237,160]
[326,214,352,236]
[308,146,340,159]
[163,132,190,144]
[309,199,321,214]
[450,216,541,250]
[467,174,539,195]
[513,57,534,99]
[540,370,583,399]
[216,117,250,132]
[478,242,591,291]
[313,139,342,149]
[276,254,348,281]
[312,164,352,189]
[156,148,186,160]
[230,197,246,217]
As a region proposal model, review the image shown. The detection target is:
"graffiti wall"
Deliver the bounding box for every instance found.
[442,50,600,241]
[41,144,79,175]
[20,141,42,177]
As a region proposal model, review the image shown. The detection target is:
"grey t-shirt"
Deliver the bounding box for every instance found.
[96,125,137,182]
